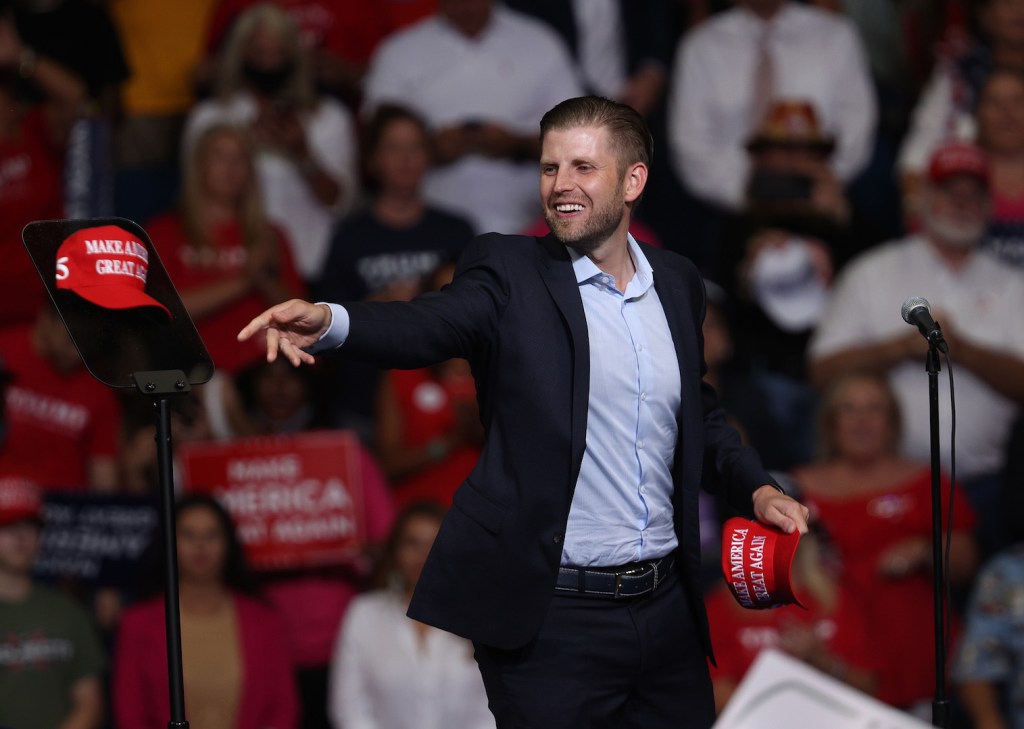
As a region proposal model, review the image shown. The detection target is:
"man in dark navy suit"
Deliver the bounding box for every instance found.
[240,96,809,729]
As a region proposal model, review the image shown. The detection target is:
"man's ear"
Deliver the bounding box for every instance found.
[623,162,648,204]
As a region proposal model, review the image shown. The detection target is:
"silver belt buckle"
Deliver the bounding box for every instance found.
[614,565,646,597]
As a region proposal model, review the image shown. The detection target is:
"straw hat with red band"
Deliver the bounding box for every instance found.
[745,99,836,155]
[0,477,44,527]
[721,516,805,610]
[55,225,171,319]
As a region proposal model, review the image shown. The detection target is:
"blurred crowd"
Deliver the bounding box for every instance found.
[3,0,1024,728]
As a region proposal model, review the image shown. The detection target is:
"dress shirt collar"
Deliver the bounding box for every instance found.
[734,2,799,34]
[566,233,653,294]
[438,4,512,44]
[911,233,991,279]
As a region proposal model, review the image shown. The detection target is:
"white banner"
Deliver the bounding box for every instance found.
[714,649,934,729]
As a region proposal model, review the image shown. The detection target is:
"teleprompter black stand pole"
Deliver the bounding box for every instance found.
[926,345,949,729]
[134,370,192,729]
[21,217,215,729]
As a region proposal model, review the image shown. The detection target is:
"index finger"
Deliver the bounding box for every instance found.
[237,306,280,342]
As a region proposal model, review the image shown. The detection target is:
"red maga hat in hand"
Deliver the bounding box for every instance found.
[721,516,805,610]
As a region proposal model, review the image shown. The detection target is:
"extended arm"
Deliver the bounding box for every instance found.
[239,234,508,369]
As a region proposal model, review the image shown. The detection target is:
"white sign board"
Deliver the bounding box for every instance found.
[713,649,935,729]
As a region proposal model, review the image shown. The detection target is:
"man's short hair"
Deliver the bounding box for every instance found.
[539,96,653,171]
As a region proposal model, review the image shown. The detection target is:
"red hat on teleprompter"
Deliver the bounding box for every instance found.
[55,224,170,318]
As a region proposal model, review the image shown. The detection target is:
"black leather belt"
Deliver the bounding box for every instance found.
[555,555,674,599]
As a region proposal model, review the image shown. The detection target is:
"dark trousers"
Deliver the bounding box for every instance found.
[473,570,715,729]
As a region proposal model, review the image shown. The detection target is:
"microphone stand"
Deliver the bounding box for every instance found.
[925,343,948,729]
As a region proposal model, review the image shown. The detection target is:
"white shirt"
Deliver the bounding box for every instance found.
[571,0,626,98]
[328,590,494,729]
[362,7,583,235]
[667,3,876,210]
[562,237,680,566]
[182,92,358,279]
[808,235,1024,478]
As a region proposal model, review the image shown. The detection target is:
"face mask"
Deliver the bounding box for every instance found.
[242,62,294,95]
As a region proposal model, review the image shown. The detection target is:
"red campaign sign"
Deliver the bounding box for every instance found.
[179,431,365,571]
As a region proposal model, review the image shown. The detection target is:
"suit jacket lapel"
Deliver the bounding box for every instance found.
[648,247,702,469]
[537,235,590,487]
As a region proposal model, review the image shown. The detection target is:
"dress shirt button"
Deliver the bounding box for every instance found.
[553,533,563,545]
[641,392,648,401]
[637,344,644,352]
[637,440,645,449]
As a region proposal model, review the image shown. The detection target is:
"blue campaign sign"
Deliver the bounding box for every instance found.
[33,492,160,587]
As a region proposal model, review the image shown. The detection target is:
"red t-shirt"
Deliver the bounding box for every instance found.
[206,0,390,65]
[707,583,877,686]
[387,367,480,509]
[803,468,976,707]
[147,213,306,375]
[0,325,121,490]
[992,189,1024,220]
[377,0,437,32]
[0,107,64,329]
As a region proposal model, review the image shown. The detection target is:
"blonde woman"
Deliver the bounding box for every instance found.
[791,371,979,711]
[147,122,305,374]
[183,3,357,281]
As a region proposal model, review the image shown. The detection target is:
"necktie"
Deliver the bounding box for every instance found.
[571,0,626,97]
[751,21,775,130]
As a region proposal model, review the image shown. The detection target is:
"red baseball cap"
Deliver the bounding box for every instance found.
[55,225,171,318]
[721,517,805,609]
[927,141,989,187]
[0,477,43,527]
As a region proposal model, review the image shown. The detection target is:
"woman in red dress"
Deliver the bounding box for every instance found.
[791,371,979,711]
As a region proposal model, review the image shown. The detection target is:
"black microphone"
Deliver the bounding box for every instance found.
[901,296,949,353]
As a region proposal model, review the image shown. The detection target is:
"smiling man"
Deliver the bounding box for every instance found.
[239,95,808,728]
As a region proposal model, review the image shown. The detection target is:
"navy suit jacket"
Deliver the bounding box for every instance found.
[341,233,773,653]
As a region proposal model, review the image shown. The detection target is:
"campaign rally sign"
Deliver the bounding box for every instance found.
[713,649,933,729]
[180,431,366,570]
[34,492,160,587]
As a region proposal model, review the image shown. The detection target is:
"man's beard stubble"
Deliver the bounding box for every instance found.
[545,183,628,254]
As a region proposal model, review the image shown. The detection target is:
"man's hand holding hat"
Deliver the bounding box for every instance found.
[752,484,810,535]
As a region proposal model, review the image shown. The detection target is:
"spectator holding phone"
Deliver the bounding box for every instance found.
[710,100,869,470]
[183,3,358,284]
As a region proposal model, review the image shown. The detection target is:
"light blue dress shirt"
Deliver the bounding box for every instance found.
[316,235,682,568]
[561,236,680,567]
